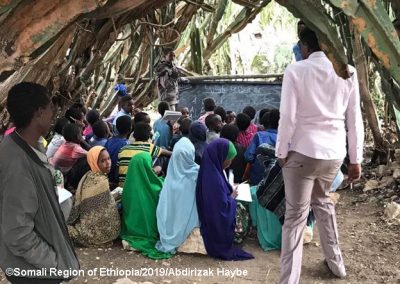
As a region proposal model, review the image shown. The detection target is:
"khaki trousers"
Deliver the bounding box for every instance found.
[279,151,344,284]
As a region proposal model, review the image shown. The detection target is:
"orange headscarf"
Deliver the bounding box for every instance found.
[87,146,105,173]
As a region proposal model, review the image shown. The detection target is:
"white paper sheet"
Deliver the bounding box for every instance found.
[228,170,234,185]
[236,183,252,202]
[57,187,72,204]
[111,186,123,200]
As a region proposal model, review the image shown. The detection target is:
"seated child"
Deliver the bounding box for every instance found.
[153,102,172,148]
[244,109,279,185]
[105,115,132,186]
[118,122,171,186]
[84,109,100,140]
[89,120,110,147]
[169,118,192,150]
[205,114,223,143]
[51,123,87,174]
[235,113,254,149]
[47,117,69,159]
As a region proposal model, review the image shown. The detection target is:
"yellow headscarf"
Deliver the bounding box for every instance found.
[87,146,105,173]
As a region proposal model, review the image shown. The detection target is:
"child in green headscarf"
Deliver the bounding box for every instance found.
[120,151,172,259]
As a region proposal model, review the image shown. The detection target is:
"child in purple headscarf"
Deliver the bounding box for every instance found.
[196,138,254,260]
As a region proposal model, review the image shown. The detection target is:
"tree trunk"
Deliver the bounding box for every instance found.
[0,0,106,74]
[203,0,271,62]
[0,24,76,105]
[351,23,385,156]
[85,0,170,19]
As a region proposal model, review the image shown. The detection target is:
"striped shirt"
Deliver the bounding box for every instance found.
[236,124,257,149]
[248,123,258,136]
[117,141,161,186]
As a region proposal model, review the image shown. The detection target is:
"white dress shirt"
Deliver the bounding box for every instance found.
[276,51,364,164]
[112,109,130,126]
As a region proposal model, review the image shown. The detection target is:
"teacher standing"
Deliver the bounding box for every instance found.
[276,27,364,283]
[156,49,188,111]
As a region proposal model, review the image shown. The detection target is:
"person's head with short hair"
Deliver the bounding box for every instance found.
[220,124,240,144]
[54,117,70,135]
[189,121,207,143]
[62,123,82,144]
[86,109,100,126]
[179,118,192,136]
[65,107,85,128]
[120,95,134,115]
[297,20,306,37]
[133,122,152,142]
[236,113,251,132]
[299,27,321,59]
[214,106,227,123]
[263,108,280,129]
[203,97,216,112]
[71,102,87,115]
[158,101,170,117]
[259,108,271,123]
[226,111,236,124]
[261,112,269,129]
[205,114,223,133]
[165,49,176,63]
[133,107,142,116]
[92,120,109,139]
[7,82,54,137]
[243,106,256,121]
[180,107,190,118]
[116,115,132,137]
[133,112,151,125]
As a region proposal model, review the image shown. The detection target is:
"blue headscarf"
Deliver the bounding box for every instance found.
[196,138,254,260]
[156,137,200,253]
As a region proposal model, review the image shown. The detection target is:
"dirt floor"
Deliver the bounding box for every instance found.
[1,188,400,284]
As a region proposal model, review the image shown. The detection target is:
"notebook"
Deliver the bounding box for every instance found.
[236,183,252,202]
[162,110,182,122]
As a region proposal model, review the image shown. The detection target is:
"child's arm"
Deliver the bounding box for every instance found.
[160,148,172,157]
[244,134,259,163]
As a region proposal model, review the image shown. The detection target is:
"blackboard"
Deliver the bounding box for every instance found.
[178,81,282,120]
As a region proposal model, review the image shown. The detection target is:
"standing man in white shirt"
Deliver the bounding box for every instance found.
[276,27,364,284]
[112,95,134,135]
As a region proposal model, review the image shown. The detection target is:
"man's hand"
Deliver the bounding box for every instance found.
[348,163,362,182]
[277,158,287,167]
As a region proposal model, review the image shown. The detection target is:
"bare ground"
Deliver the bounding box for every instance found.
[1,188,400,284]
